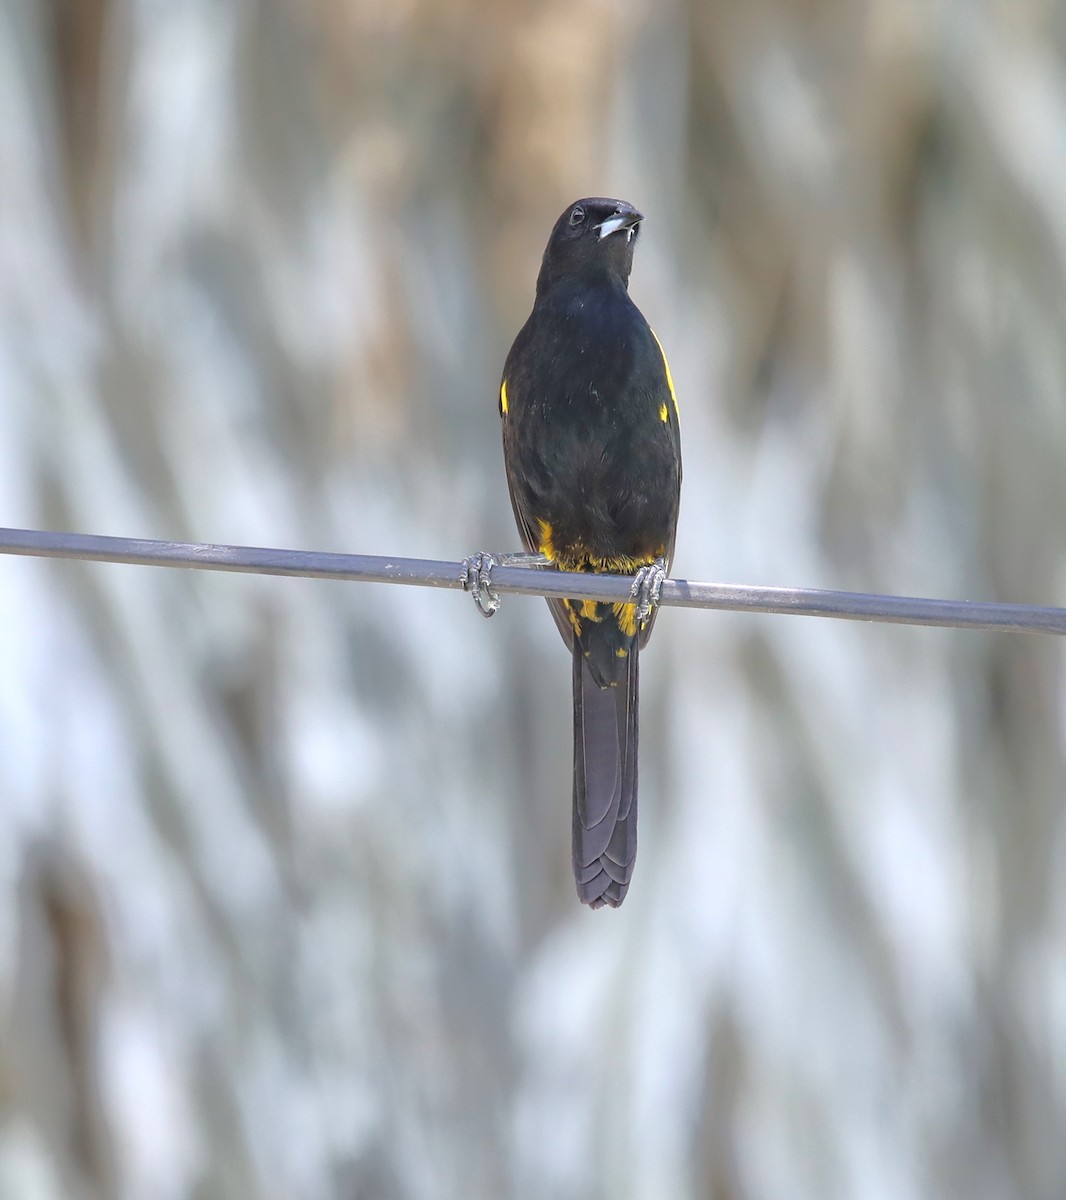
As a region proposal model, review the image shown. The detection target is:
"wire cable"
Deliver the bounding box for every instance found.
[1,526,1064,635]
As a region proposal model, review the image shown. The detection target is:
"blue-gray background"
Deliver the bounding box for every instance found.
[1,1,1065,1197]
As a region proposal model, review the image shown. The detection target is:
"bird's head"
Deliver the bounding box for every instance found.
[535,197,644,296]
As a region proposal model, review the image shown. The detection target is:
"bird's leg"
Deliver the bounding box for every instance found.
[461,551,552,618]
[632,557,668,624]
[496,552,551,567]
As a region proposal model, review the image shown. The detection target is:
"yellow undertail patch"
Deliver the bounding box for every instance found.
[564,600,583,636]
[613,601,639,638]
[557,555,662,638]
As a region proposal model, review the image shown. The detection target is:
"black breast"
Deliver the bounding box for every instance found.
[504,275,680,564]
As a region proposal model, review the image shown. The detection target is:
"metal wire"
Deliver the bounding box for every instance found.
[1,526,1064,635]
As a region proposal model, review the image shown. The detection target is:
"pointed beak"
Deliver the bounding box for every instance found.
[597,206,644,240]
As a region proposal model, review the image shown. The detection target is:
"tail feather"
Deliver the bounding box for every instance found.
[572,641,639,908]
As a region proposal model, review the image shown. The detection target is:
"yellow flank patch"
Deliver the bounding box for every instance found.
[499,379,509,416]
[616,647,629,658]
[659,402,668,423]
[612,601,639,638]
[649,328,679,421]
[536,519,555,560]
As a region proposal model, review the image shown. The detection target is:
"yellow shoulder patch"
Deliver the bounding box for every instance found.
[499,379,509,416]
[659,402,669,423]
[649,328,679,421]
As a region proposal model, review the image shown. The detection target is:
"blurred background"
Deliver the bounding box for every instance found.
[1,0,1065,1196]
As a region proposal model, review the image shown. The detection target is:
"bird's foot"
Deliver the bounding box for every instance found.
[461,552,501,617]
[461,551,551,617]
[632,557,668,624]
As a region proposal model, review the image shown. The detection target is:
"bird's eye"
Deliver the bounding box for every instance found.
[569,206,585,226]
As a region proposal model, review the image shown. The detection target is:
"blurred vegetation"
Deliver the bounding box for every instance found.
[0,0,1064,1197]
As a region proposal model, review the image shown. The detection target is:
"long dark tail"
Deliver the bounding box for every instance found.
[571,642,639,908]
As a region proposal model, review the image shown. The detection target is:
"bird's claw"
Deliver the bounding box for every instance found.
[632,557,668,624]
[462,552,501,618]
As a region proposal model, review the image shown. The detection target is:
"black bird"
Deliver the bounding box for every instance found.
[499,197,682,908]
